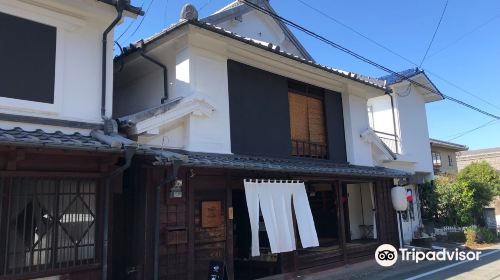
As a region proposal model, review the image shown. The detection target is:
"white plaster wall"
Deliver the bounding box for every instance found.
[342,92,374,166]
[114,68,165,118]
[114,37,232,153]
[214,10,303,58]
[113,43,178,118]
[367,86,434,175]
[367,95,397,134]
[184,47,231,153]
[393,86,434,174]
[0,0,118,128]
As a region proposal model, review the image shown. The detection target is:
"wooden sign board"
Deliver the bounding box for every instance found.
[202,201,222,228]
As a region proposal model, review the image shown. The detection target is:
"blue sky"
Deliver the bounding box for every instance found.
[115,0,500,150]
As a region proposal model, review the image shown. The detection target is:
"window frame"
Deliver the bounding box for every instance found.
[288,81,329,159]
[0,3,71,115]
[0,175,103,278]
[432,152,442,166]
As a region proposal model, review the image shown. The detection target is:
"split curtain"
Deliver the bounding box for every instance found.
[243,180,319,256]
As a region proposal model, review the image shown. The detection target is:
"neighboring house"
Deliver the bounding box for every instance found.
[0,1,142,279]
[368,68,443,244]
[430,138,468,175]
[457,147,500,171]
[109,2,434,279]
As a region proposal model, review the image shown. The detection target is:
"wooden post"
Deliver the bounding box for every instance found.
[187,172,195,280]
[225,172,234,280]
[337,180,347,263]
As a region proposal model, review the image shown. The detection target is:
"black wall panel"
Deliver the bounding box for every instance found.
[227,60,292,158]
[324,90,347,163]
[0,12,56,103]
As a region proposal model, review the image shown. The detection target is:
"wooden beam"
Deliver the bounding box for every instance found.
[187,172,195,280]
[225,171,234,280]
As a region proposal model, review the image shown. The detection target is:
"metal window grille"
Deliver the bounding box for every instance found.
[0,177,98,277]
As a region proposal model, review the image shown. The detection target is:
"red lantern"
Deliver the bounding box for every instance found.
[406,189,413,202]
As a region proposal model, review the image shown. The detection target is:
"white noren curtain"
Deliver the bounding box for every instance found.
[243,180,319,256]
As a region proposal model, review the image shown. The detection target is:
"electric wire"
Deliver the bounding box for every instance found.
[295,0,500,112]
[123,0,156,43]
[241,0,500,120]
[419,0,449,67]
[116,0,147,42]
[427,12,500,59]
[447,119,499,141]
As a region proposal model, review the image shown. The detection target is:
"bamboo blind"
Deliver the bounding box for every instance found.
[288,92,326,144]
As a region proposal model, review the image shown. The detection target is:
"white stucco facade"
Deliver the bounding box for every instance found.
[367,74,442,243]
[114,23,384,164]
[0,0,133,134]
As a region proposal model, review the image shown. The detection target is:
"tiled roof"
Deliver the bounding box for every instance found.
[458,147,500,156]
[379,68,422,85]
[152,149,409,178]
[117,97,183,127]
[118,20,387,92]
[213,0,244,14]
[0,127,120,152]
[430,138,468,151]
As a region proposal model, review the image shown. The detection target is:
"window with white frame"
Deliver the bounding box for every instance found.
[0,11,56,104]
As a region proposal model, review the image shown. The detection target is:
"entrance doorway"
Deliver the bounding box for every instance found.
[232,190,280,280]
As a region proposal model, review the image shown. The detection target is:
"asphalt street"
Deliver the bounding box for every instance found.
[308,245,500,280]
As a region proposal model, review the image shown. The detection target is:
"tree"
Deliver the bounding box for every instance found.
[457,161,500,195]
[419,180,439,222]
[435,176,493,226]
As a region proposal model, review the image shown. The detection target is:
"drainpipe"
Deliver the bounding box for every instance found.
[140,42,169,103]
[101,0,125,118]
[153,160,183,280]
[101,145,136,280]
[387,92,399,154]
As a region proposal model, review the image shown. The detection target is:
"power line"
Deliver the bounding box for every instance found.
[425,70,500,111]
[295,0,415,66]
[295,0,500,112]
[241,0,500,120]
[163,0,170,27]
[427,12,500,59]
[116,0,147,42]
[447,119,499,141]
[419,0,449,67]
[123,0,156,43]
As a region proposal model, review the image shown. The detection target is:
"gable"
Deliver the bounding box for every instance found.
[202,1,313,61]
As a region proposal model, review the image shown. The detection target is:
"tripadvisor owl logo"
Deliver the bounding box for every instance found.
[375,244,398,267]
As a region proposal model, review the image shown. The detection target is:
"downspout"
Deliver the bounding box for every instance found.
[102,1,125,118]
[140,42,169,103]
[387,92,399,154]
[101,145,136,280]
[153,160,183,280]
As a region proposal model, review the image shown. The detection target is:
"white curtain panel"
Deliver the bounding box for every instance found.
[290,182,319,248]
[243,181,261,257]
[369,183,378,239]
[243,180,319,256]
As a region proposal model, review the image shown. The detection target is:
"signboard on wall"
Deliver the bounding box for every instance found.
[202,201,222,228]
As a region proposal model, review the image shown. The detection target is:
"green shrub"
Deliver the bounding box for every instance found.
[477,227,497,243]
[464,226,477,245]
[464,226,497,244]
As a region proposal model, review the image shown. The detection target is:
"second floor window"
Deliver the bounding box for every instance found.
[0,12,56,104]
[432,152,441,166]
[288,87,327,159]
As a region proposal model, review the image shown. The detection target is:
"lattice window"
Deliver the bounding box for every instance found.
[0,177,98,277]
